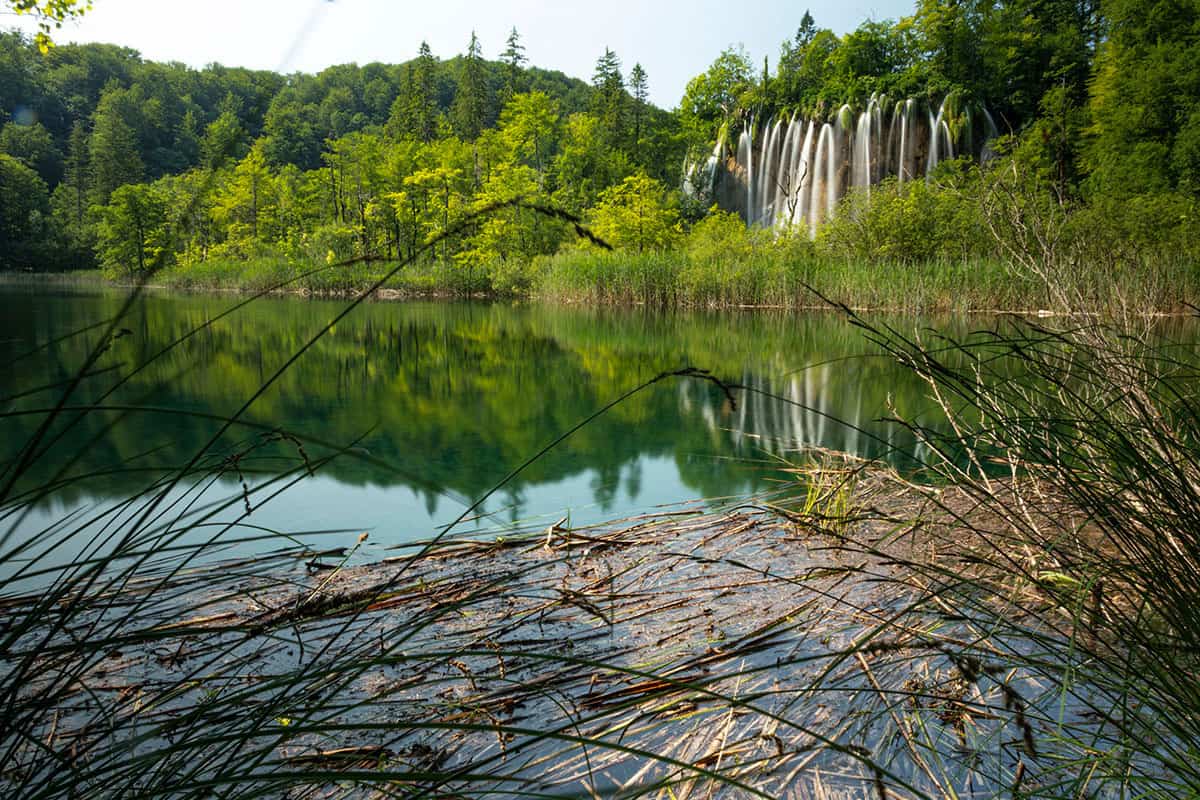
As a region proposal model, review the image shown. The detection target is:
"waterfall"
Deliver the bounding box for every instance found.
[789,121,815,227]
[926,97,957,179]
[979,107,1000,162]
[736,127,753,224]
[829,105,852,221]
[808,123,833,239]
[757,119,784,225]
[897,98,916,184]
[773,115,801,227]
[852,109,872,197]
[681,125,727,202]
[710,95,997,237]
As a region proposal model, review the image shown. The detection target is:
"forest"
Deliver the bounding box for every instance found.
[1,0,1198,308]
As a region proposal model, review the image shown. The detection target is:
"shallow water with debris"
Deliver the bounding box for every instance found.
[7,475,1137,800]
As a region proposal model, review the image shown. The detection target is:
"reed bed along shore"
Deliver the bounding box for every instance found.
[74,246,1190,314]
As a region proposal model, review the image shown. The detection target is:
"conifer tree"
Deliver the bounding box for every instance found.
[416,41,439,142]
[453,31,491,141]
[63,120,89,228]
[591,48,626,147]
[387,42,441,143]
[500,27,527,102]
[89,88,143,206]
[628,63,648,163]
[176,109,201,166]
[50,119,93,258]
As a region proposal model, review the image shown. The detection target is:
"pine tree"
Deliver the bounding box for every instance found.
[63,121,89,225]
[796,11,817,49]
[176,109,201,166]
[415,41,439,142]
[386,64,418,140]
[452,31,491,141]
[628,63,648,163]
[386,43,441,143]
[48,119,92,261]
[89,88,143,207]
[591,48,626,147]
[500,27,527,102]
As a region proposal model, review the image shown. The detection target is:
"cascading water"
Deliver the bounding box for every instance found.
[808,123,832,238]
[709,95,997,237]
[681,124,727,201]
[737,127,753,223]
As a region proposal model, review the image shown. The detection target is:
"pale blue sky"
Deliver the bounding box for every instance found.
[8,0,917,108]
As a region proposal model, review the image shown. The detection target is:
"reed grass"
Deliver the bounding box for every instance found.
[150,235,1200,314]
[534,248,1044,312]
[157,256,498,298]
[818,310,1200,799]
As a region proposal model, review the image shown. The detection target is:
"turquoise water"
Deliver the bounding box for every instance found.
[0,285,953,578]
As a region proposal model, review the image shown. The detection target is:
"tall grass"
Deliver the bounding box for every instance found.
[798,170,1200,795]
[535,248,1040,312]
[830,311,1200,798]
[157,256,497,298]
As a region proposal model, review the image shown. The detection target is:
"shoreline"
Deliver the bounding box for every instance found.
[3,270,1196,318]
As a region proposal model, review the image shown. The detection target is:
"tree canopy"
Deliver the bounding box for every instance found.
[1,1,1196,277]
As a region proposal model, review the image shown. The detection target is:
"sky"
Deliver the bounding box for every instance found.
[6,0,918,108]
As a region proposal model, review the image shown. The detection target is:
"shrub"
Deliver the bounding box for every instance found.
[817,169,991,263]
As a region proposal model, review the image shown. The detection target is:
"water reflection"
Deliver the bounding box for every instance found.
[1,285,956,553]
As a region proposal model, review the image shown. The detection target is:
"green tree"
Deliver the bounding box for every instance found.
[88,87,143,205]
[827,20,913,97]
[56,119,89,228]
[0,120,62,185]
[404,164,462,262]
[200,109,247,169]
[324,131,389,251]
[795,10,817,49]
[212,143,277,244]
[679,47,753,149]
[587,172,680,253]
[500,27,527,102]
[1085,0,1199,196]
[912,0,989,97]
[591,48,626,146]
[0,152,51,268]
[774,18,844,112]
[261,95,323,169]
[553,112,629,213]
[175,108,202,165]
[387,44,441,143]
[94,181,172,277]
[628,63,648,163]
[452,31,491,141]
[459,162,553,268]
[49,119,92,259]
[319,85,359,139]
[499,91,560,182]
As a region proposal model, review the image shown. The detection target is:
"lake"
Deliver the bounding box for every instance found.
[1,283,955,579]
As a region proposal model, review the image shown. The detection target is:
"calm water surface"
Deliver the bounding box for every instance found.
[1,284,956,576]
